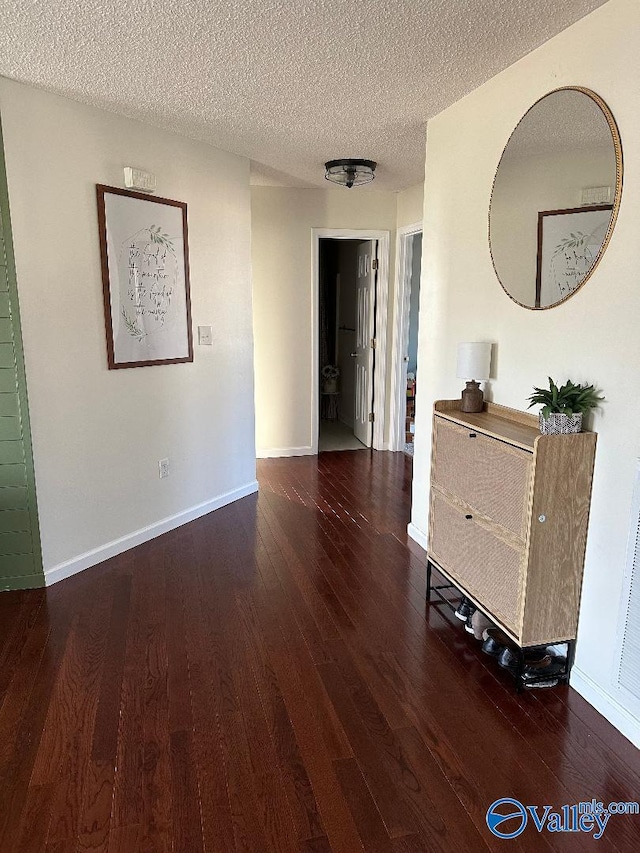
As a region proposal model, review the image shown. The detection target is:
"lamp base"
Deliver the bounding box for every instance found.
[460,380,484,413]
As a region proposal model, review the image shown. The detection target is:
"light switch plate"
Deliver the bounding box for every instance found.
[198,325,213,345]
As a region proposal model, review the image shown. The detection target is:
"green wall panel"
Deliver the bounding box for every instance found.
[0,531,32,554]
[0,574,44,590]
[0,369,16,393]
[0,463,26,487]
[0,554,35,577]
[0,117,43,589]
[0,416,20,440]
[0,440,25,464]
[0,393,19,416]
[0,342,15,368]
[0,508,29,532]
[0,487,28,510]
[0,318,13,342]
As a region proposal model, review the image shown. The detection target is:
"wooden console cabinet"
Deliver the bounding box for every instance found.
[427,400,597,648]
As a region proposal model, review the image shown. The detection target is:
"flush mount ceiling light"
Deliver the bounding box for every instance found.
[324,158,377,189]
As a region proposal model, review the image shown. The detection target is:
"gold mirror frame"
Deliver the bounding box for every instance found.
[489,86,623,310]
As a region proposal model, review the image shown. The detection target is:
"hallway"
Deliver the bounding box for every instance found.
[0,452,638,851]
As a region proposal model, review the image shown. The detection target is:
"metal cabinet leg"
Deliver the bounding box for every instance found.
[565,640,576,680]
[516,647,525,694]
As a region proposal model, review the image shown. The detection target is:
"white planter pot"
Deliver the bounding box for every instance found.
[539,412,582,435]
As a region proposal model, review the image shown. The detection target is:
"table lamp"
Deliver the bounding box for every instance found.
[456,342,491,413]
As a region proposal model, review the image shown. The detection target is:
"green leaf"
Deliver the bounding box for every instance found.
[530,376,604,418]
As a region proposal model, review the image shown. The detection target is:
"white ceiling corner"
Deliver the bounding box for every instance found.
[0,0,608,191]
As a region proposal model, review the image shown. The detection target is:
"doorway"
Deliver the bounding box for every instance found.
[312,229,390,455]
[390,224,423,454]
[318,239,374,451]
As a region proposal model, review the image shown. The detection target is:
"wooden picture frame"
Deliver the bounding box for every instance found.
[96,185,193,369]
[535,204,613,308]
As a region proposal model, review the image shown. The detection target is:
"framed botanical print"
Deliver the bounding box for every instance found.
[536,204,613,308]
[96,185,193,369]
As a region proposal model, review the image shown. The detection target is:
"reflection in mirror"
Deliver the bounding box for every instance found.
[489,88,622,309]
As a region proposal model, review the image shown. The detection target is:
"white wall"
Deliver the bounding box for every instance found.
[252,181,425,457]
[411,0,640,746]
[251,187,397,455]
[0,78,257,581]
[397,182,424,228]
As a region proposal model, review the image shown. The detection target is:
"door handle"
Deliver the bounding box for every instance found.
[350,352,358,357]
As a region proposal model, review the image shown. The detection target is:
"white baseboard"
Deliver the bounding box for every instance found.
[256,446,315,458]
[407,521,427,551]
[570,666,640,750]
[45,480,259,587]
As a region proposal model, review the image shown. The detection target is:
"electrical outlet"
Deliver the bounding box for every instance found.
[159,458,169,479]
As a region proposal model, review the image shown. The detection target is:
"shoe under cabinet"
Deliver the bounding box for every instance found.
[426,399,597,689]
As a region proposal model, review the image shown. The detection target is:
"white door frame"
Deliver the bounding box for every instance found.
[312,228,390,454]
[389,222,423,452]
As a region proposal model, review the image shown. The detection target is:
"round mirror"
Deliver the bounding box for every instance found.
[489,87,622,309]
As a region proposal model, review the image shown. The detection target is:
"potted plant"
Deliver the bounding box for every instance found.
[321,364,340,394]
[527,377,603,435]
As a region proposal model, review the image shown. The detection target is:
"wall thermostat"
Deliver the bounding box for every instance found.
[124,167,157,193]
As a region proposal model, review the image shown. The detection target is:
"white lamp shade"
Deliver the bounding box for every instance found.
[456,342,491,381]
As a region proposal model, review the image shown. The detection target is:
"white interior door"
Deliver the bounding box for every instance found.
[354,241,376,446]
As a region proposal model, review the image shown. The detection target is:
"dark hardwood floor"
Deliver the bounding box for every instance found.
[0,450,639,852]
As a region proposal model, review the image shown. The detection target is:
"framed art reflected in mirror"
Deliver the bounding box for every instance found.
[535,204,613,307]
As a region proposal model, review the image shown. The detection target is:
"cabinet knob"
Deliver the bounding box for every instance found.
[465,514,473,520]
[469,433,477,438]
[538,514,546,523]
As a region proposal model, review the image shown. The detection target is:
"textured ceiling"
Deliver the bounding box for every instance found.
[0,0,608,191]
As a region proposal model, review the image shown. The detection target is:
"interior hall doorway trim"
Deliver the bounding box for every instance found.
[390,222,422,452]
[311,228,390,454]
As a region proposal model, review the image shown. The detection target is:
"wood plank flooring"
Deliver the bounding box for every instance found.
[0,450,639,851]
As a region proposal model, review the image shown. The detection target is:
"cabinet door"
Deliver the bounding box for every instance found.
[432,417,532,538]
[429,489,524,634]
